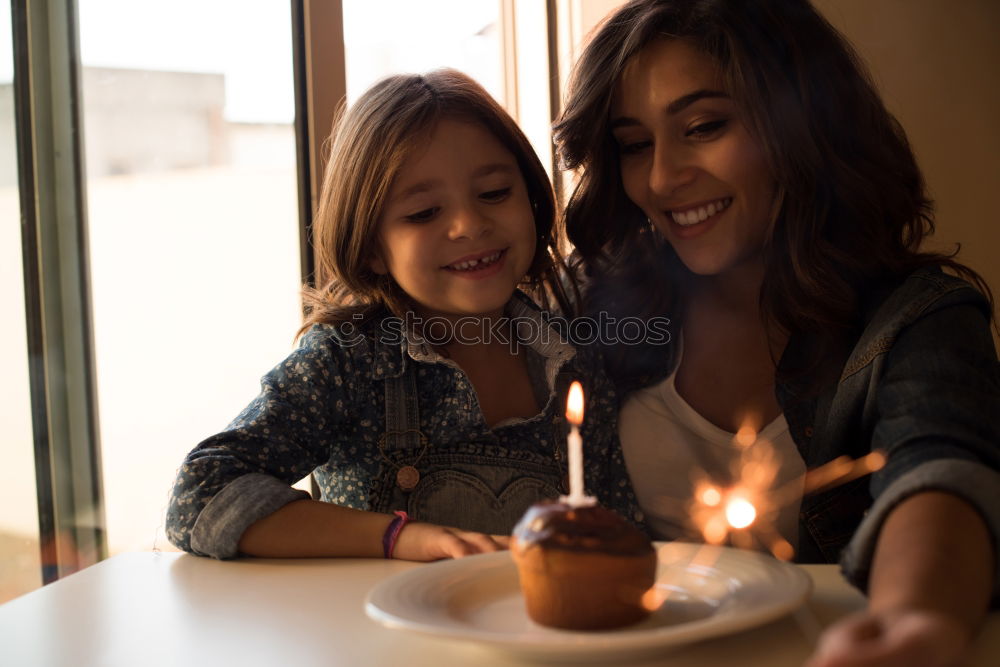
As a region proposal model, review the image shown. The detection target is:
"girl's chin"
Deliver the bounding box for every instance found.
[419,291,517,321]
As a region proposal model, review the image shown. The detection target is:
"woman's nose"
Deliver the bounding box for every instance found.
[649,145,696,198]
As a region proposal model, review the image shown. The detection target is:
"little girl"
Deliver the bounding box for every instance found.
[165,69,642,562]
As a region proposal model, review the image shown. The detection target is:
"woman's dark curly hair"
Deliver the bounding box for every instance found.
[554,0,993,390]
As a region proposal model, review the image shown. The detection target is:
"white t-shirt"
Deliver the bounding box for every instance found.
[619,343,805,548]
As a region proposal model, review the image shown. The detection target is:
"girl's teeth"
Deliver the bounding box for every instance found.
[670,197,732,226]
[450,251,501,271]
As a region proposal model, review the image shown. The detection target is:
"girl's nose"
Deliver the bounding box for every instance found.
[447,205,491,241]
[649,145,696,199]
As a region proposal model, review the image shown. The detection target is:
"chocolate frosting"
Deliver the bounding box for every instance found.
[512,501,653,556]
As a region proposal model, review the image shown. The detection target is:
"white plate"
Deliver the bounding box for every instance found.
[365,542,812,662]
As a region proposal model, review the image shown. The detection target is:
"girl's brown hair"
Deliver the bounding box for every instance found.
[300,69,575,337]
[554,0,993,388]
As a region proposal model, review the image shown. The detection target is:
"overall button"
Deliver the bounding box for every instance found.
[396,466,420,491]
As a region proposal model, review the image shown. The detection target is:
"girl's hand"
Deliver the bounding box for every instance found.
[804,608,972,667]
[391,521,509,562]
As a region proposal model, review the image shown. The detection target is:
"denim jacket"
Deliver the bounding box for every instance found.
[779,267,1000,595]
[166,293,644,558]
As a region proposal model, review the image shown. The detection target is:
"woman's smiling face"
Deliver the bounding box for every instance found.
[611,38,777,278]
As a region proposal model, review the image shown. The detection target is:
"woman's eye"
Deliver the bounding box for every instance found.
[404,207,439,223]
[685,119,728,138]
[618,139,652,155]
[479,187,511,202]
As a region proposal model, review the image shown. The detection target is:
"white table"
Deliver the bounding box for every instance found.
[0,552,997,666]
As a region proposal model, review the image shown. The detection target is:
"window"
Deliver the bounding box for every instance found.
[77,0,302,555]
[343,1,504,106]
[340,0,556,180]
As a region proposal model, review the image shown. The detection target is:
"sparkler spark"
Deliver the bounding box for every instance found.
[700,486,721,507]
[703,515,728,545]
[678,418,887,562]
[640,430,886,615]
[641,587,666,612]
[735,425,757,448]
[724,496,756,529]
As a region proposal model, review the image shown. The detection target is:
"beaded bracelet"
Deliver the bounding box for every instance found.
[382,510,410,559]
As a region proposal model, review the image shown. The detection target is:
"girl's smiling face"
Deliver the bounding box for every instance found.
[611,39,777,279]
[372,118,537,320]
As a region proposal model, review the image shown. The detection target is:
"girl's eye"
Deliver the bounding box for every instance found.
[685,119,728,138]
[479,187,511,202]
[404,207,439,223]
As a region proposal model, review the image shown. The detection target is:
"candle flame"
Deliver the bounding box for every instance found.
[566,381,584,425]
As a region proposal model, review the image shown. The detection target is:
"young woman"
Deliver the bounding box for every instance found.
[165,69,640,563]
[555,0,999,664]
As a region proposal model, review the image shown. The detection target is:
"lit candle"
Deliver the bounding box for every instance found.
[561,381,595,507]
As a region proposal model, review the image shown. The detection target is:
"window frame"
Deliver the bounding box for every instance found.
[11,0,107,583]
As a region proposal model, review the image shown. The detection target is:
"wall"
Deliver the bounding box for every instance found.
[813,0,1000,336]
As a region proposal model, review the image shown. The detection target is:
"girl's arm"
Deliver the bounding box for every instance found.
[167,325,506,561]
[237,499,506,560]
[166,327,346,558]
[807,490,993,667]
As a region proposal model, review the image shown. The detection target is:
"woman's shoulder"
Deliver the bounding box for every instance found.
[830,266,996,383]
[860,266,992,335]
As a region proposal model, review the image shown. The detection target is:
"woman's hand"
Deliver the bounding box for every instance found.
[806,491,991,667]
[391,521,509,561]
[805,607,972,667]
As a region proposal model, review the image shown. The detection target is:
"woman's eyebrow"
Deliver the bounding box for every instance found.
[666,89,729,114]
[611,89,730,129]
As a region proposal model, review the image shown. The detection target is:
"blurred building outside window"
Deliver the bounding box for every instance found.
[75,0,303,558]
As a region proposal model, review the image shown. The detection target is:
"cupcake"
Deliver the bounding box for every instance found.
[511,501,657,630]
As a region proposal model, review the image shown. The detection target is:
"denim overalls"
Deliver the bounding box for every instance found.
[368,349,567,534]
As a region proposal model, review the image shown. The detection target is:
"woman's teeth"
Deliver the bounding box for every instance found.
[448,250,503,271]
[670,197,732,226]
